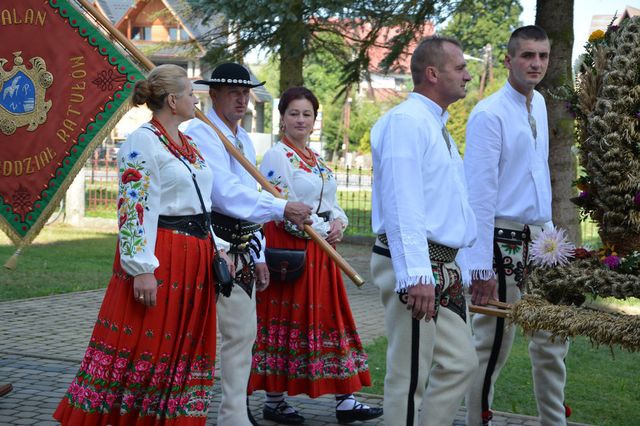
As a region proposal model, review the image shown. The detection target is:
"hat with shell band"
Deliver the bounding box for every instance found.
[195,62,266,88]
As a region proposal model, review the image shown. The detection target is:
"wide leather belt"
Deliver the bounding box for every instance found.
[211,212,261,244]
[494,225,530,243]
[377,233,458,263]
[158,214,209,239]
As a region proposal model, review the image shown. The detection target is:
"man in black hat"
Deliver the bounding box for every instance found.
[185,63,312,426]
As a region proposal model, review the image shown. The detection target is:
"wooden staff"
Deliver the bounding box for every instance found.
[469,300,513,318]
[76,0,365,287]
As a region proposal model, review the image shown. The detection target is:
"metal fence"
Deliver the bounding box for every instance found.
[83,156,601,244]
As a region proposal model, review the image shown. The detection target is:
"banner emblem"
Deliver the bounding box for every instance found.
[0,51,53,135]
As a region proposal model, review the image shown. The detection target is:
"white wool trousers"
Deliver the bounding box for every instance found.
[465,221,570,426]
[371,239,477,426]
[216,277,257,426]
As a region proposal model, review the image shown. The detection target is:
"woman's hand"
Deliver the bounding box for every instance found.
[218,249,235,277]
[326,219,345,245]
[133,273,157,307]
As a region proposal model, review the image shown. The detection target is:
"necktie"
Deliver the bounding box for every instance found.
[234,136,245,156]
[441,125,452,157]
[528,112,537,141]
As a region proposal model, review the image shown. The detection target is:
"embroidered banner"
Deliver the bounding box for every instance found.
[0,0,144,246]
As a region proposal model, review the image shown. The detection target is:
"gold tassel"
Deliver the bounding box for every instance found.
[4,247,22,270]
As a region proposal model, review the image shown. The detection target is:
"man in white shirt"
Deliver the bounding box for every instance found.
[370,36,478,426]
[462,26,570,426]
[185,63,312,426]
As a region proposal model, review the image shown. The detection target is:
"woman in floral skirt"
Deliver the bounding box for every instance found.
[248,87,382,425]
[54,64,232,425]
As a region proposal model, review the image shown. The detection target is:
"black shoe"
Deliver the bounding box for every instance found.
[263,400,305,425]
[336,402,383,424]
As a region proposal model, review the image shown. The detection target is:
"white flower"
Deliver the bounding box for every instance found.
[530,227,576,268]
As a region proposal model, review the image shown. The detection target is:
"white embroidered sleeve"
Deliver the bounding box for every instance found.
[117,130,160,276]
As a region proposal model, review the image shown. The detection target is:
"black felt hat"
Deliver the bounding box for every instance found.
[195,62,265,87]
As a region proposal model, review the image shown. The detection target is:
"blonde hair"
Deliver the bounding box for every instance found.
[132,64,188,111]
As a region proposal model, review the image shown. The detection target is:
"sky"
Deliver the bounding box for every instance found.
[519,0,639,63]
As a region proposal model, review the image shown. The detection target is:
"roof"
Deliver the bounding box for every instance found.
[334,19,435,75]
[93,0,134,24]
[589,6,640,33]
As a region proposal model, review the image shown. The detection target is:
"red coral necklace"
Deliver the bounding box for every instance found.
[282,135,317,167]
[150,118,201,164]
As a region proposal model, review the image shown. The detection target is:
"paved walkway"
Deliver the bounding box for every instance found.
[0,242,588,425]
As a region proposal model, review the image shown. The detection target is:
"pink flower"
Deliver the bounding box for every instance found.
[176,360,187,373]
[344,358,355,372]
[603,255,621,269]
[105,393,117,407]
[195,400,205,411]
[142,397,153,411]
[266,356,276,369]
[114,357,128,371]
[135,359,152,372]
[99,354,113,366]
[167,398,178,414]
[123,394,136,407]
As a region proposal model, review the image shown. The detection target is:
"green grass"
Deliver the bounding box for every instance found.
[362,333,640,425]
[0,225,116,301]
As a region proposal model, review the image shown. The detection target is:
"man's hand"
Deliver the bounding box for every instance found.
[218,250,235,277]
[326,219,345,245]
[133,273,157,307]
[406,283,436,321]
[470,277,498,306]
[284,201,312,229]
[255,262,270,291]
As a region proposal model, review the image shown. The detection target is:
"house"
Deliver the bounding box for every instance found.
[589,5,640,33]
[344,21,436,101]
[92,0,270,140]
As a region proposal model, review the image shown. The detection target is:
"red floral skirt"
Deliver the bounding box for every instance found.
[248,222,371,398]
[54,229,216,425]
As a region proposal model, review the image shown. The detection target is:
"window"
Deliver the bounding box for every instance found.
[169,27,178,41]
[131,26,152,40]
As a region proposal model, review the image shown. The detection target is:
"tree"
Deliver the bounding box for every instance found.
[442,0,522,61]
[535,0,580,243]
[187,0,465,93]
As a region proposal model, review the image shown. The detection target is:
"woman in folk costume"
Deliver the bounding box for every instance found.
[248,87,382,425]
[54,64,233,425]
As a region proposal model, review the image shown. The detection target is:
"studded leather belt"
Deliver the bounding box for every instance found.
[494,225,530,243]
[211,211,261,244]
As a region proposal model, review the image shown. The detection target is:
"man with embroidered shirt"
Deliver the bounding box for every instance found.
[185,62,312,426]
[370,36,478,426]
[462,26,570,426]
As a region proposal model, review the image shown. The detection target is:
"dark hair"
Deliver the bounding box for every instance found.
[410,35,463,86]
[132,64,188,112]
[278,87,320,118]
[507,25,549,56]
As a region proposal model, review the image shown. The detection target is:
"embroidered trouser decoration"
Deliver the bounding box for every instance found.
[371,238,476,426]
[229,248,255,297]
[466,225,569,426]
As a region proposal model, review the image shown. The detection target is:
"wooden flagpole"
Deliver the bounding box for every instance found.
[75,0,365,287]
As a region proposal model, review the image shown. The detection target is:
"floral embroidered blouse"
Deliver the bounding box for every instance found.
[259,141,348,238]
[117,123,214,276]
